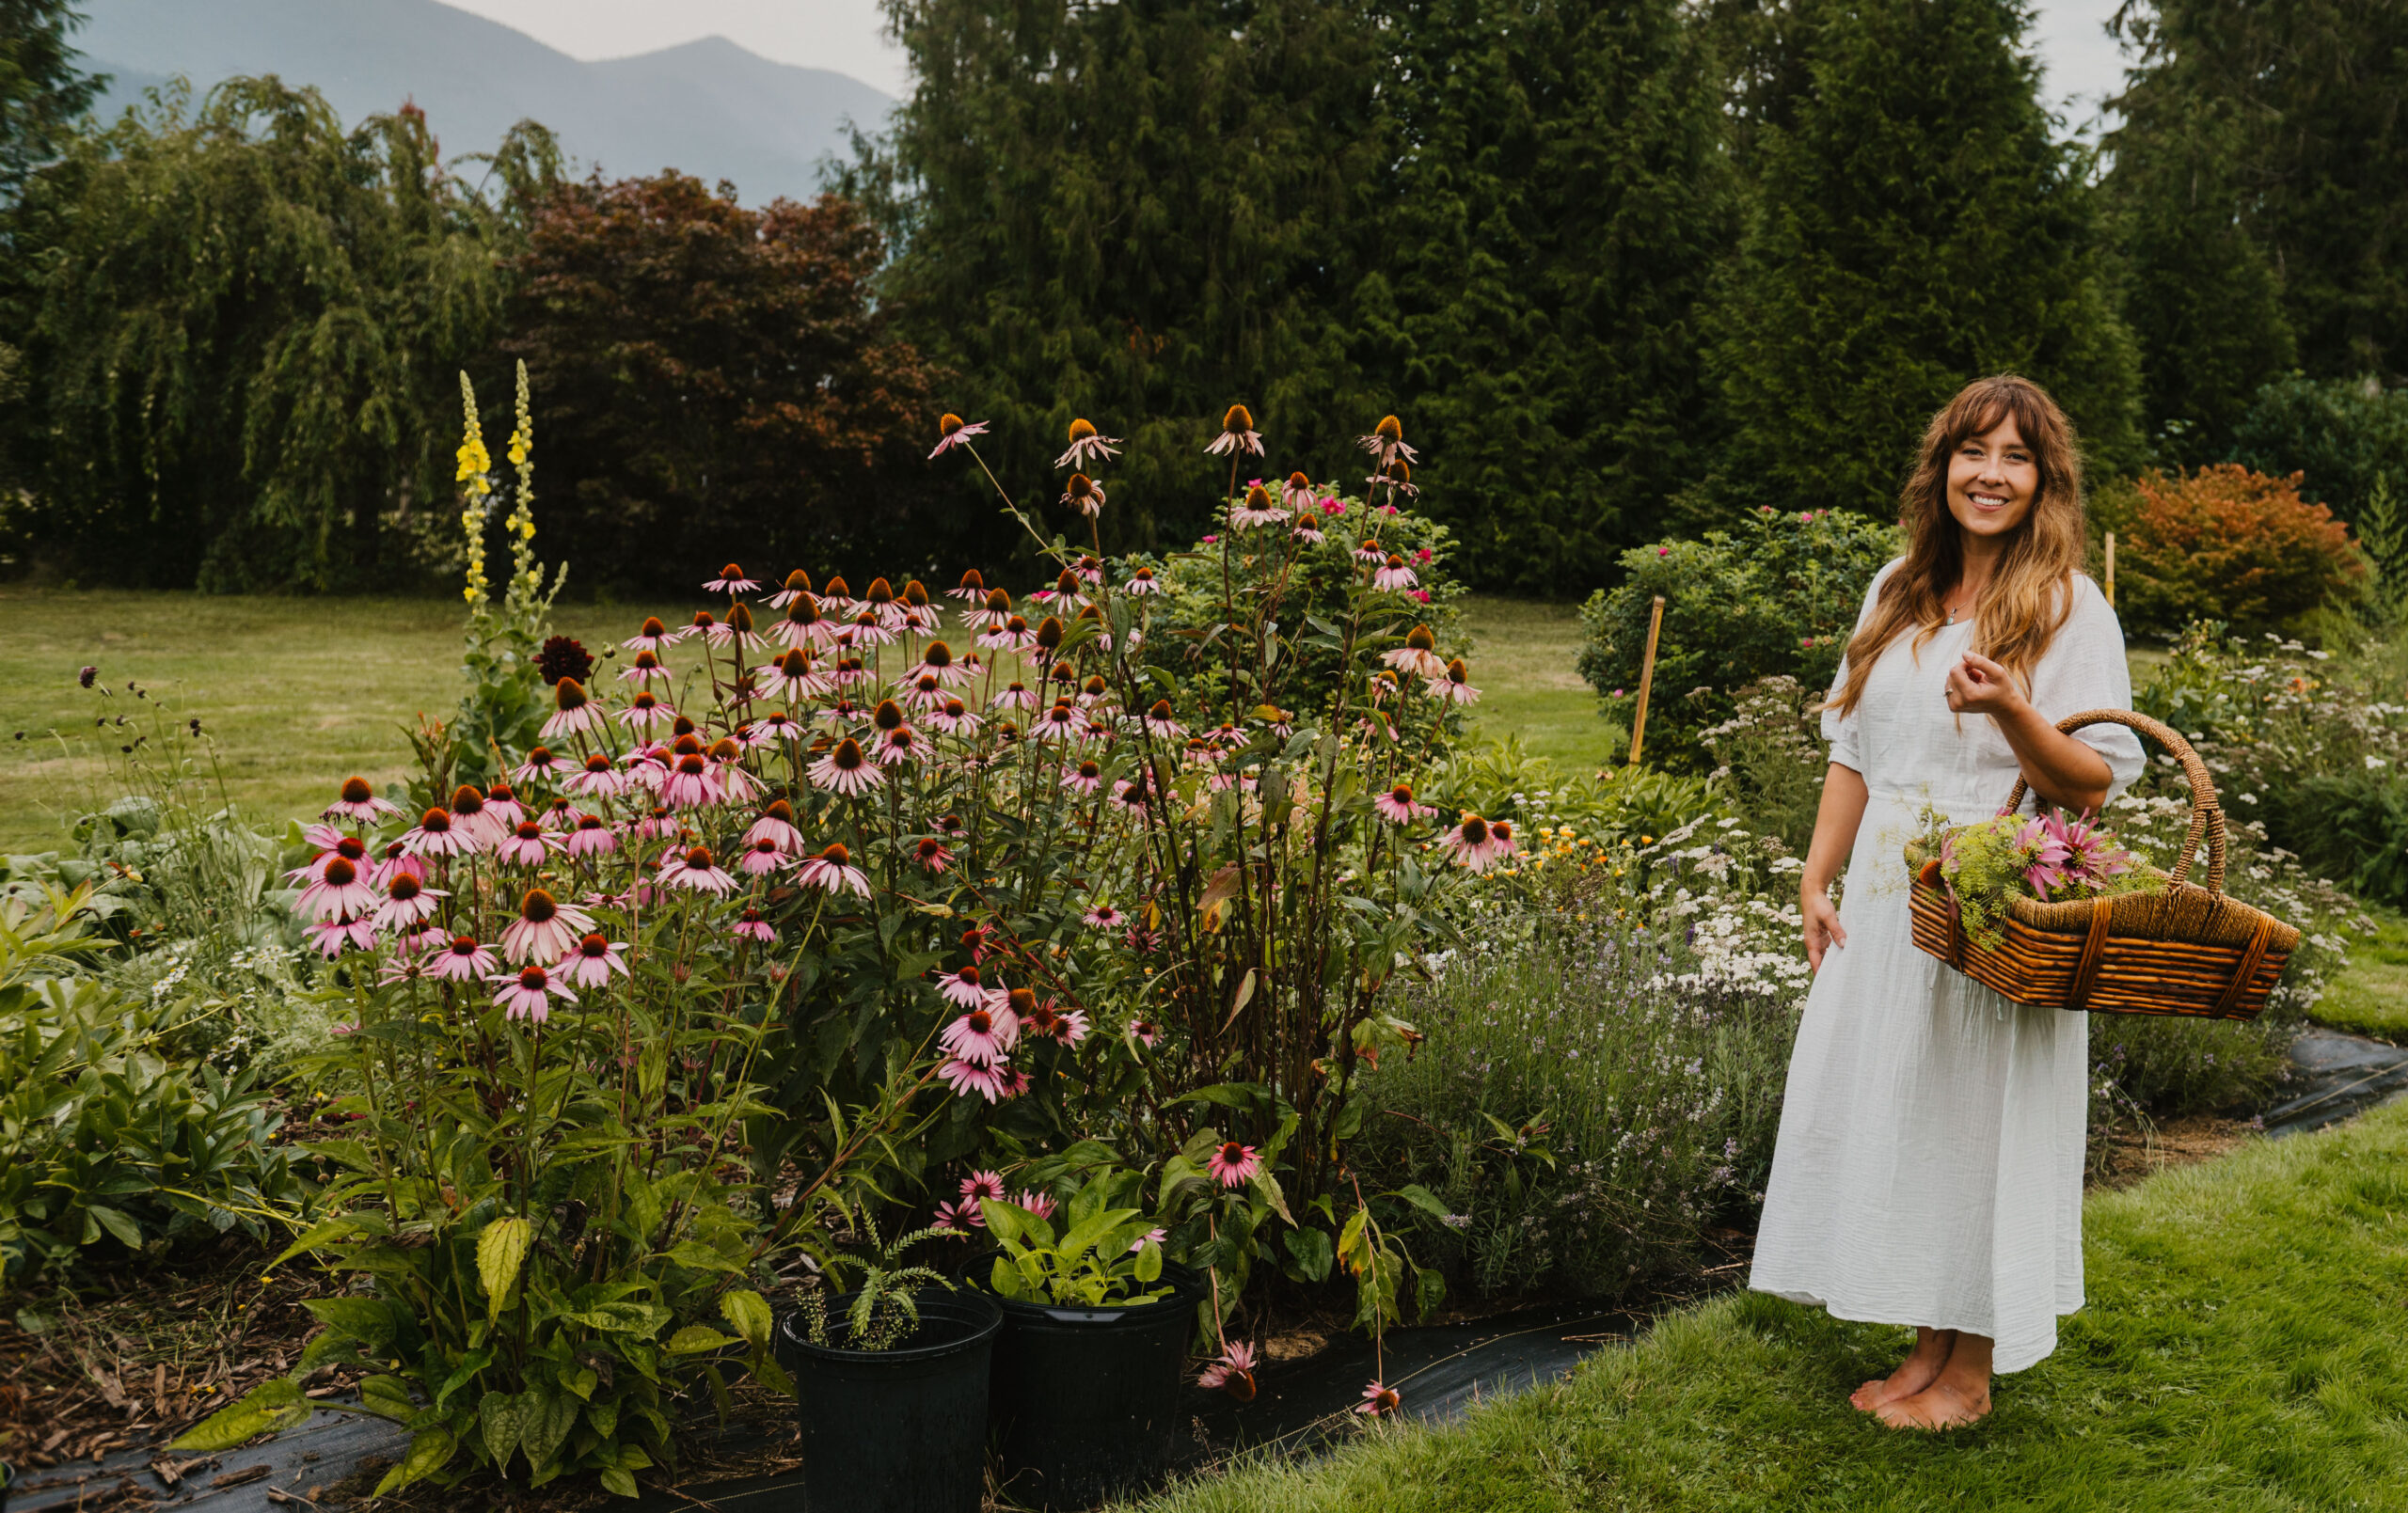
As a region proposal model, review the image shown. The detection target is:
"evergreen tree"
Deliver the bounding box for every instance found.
[0,0,103,205]
[1370,0,1735,594]
[2111,0,2408,386]
[868,0,1390,554]
[1702,0,2142,516]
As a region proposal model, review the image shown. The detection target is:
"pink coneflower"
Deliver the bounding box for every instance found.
[1047,758,1102,797]
[990,680,1038,712]
[1055,417,1121,470]
[1229,482,1288,529]
[1083,905,1124,930]
[621,690,675,733]
[502,888,594,965]
[427,935,497,982]
[928,412,990,459]
[1109,774,1154,814]
[1197,1341,1259,1397]
[370,842,423,890]
[947,568,988,605]
[807,737,883,796]
[323,775,400,824]
[562,812,617,859]
[746,799,806,855]
[1357,1380,1402,1417]
[912,836,957,875]
[1129,1017,1160,1048]
[541,677,604,740]
[1358,414,1418,472]
[876,726,924,766]
[759,648,829,701]
[404,806,473,859]
[746,710,806,749]
[496,820,557,867]
[796,843,872,896]
[624,616,673,654]
[905,639,968,688]
[942,1001,1021,1065]
[1207,1142,1259,1188]
[297,856,378,922]
[514,747,568,787]
[1061,471,1107,518]
[1291,521,1326,544]
[1141,700,1184,739]
[932,1199,974,1233]
[767,568,816,607]
[658,845,738,896]
[939,1057,1011,1102]
[1354,537,1386,564]
[732,907,777,944]
[559,931,629,989]
[563,753,626,800]
[704,561,759,594]
[929,698,980,737]
[661,752,721,810]
[1427,658,1481,704]
[1012,1190,1058,1222]
[309,915,376,958]
[1439,813,1510,871]
[1373,554,1418,591]
[1122,565,1164,598]
[959,587,1012,631]
[1206,403,1264,457]
[1033,702,1083,743]
[1382,625,1447,679]
[493,963,574,1024]
[372,871,444,930]
[739,836,791,877]
[936,964,1005,1011]
[774,595,833,650]
[1374,782,1436,824]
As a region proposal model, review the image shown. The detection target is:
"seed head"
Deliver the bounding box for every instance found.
[1222,404,1254,433]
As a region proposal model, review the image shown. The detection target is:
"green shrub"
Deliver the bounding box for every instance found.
[2231,373,2408,525]
[1577,508,1898,769]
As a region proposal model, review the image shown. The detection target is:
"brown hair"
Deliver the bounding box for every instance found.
[1827,375,2087,717]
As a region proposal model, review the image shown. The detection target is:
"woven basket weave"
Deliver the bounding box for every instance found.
[1904,709,2300,1020]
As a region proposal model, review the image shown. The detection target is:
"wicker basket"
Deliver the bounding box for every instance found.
[1904,709,2300,1020]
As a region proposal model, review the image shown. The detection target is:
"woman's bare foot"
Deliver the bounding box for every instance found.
[1849,1327,1955,1411]
[1876,1332,1995,1430]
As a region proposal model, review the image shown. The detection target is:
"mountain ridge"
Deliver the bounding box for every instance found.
[75,0,893,204]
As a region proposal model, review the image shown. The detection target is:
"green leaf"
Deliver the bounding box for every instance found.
[518,1392,579,1474]
[664,1238,744,1273]
[1394,1184,1454,1222]
[87,1203,142,1249]
[170,1378,309,1450]
[664,1325,736,1355]
[477,1216,533,1319]
[372,1427,458,1496]
[303,1297,399,1350]
[358,1375,417,1424]
[480,1389,528,1469]
[1284,1227,1334,1283]
[719,1288,772,1348]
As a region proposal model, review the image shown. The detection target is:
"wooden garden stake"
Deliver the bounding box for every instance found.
[2104,531,2116,607]
[1628,594,1666,767]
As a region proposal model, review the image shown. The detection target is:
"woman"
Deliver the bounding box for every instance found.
[1748,375,2144,1430]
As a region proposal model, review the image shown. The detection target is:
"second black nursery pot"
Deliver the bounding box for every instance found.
[780,1286,1003,1513]
[970,1261,1209,1509]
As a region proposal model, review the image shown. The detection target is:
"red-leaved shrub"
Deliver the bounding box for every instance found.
[2115,465,2366,635]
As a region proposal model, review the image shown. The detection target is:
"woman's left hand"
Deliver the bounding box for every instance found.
[1945,651,2024,717]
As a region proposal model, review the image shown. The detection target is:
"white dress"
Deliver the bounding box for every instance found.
[1748,561,2145,1373]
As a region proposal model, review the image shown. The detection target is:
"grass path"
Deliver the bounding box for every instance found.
[1134,1097,2408,1511]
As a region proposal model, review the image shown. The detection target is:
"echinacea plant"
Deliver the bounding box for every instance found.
[1910,805,2161,949]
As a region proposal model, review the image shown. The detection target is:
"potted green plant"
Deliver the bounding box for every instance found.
[779,1221,1000,1513]
[966,1167,1205,1509]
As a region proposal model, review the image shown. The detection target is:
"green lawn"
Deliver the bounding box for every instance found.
[2310,909,2408,1040]
[1134,1096,2408,1511]
[1458,595,1625,773]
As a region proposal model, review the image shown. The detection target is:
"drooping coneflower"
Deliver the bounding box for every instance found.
[502,887,595,964]
[1428,657,1481,705]
[625,616,673,654]
[948,568,987,604]
[1229,482,1287,529]
[620,689,675,733]
[1206,403,1264,457]
[323,775,400,824]
[565,812,619,859]
[704,562,759,594]
[657,844,738,896]
[1141,700,1184,739]
[927,412,990,459]
[796,842,871,896]
[1373,781,1436,824]
[1055,416,1122,470]
[732,907,777,944]
[297,855,378,922]
[543,676,603,740]
[497,820,557,867]
[559,931,629,988]
[1382,624,1446,679]
[1356,1380,1402,1417]
[1197,1341,1259,1399]
[426,934,497,982]
[1125,565,1162,596]
[372,870,445,930]
[492,963,576,1024]
[768,568,816,607]
[1372,553,1418,592]
[1357,413,1418,471]
[1061,471,1106,519]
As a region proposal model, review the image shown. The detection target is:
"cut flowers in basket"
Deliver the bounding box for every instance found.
[1909,806,2163,951]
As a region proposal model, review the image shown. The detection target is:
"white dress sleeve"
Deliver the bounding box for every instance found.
[1819,558,1903,774]
[2024,575,2147,804]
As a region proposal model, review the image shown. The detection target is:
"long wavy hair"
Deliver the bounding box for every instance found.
[1827,375,2087,718]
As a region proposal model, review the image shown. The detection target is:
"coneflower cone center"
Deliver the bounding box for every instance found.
[341,776,374,804]
[684,846,714,870]
[324,857,358,886]
[522,889,558,922]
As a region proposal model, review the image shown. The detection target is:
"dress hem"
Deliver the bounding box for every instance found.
[1747,1281,2080,1375]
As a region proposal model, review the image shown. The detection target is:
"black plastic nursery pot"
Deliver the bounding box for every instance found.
[779,1286,1003,1513]
[972,1262,1209,1509]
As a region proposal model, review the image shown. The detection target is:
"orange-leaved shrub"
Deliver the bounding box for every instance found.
[2111,465,2367,636]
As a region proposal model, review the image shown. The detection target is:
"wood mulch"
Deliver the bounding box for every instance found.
[2086,1112,2258,1190]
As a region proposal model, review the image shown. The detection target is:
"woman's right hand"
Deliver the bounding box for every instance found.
[1802,885,1847,973]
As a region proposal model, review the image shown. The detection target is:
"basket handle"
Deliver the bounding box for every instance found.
[1997,708,2226,893]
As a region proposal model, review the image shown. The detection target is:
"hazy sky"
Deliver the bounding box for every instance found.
[438,0,2134,125]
